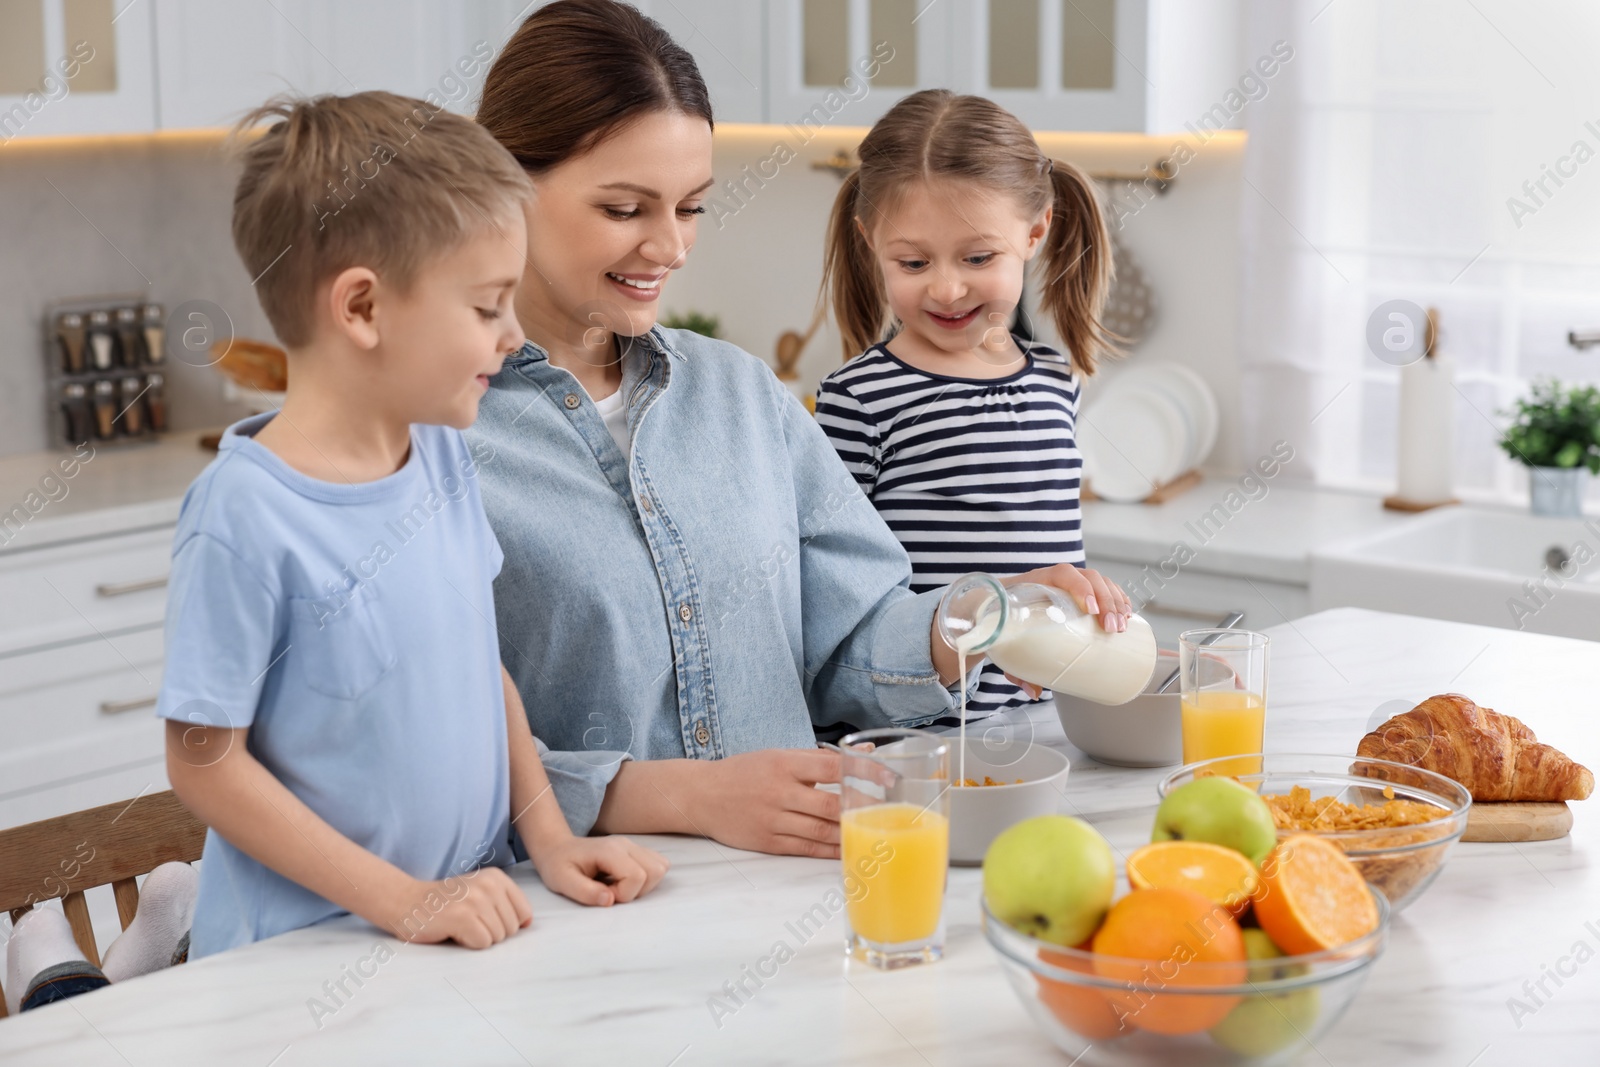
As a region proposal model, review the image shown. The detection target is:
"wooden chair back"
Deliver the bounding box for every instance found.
[0,790,206,1018]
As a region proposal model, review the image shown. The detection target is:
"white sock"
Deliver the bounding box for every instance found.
[5,908,88,1015]
[101,862,199,983]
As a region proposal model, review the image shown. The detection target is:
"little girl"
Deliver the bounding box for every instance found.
[815,88,1119,726]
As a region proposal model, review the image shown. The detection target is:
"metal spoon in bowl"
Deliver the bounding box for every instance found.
[1152,611,1245,694]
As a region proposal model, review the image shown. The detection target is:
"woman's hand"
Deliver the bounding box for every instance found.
[1000,564,1133,698]
[532,835,670,907]
[694,749,844,859]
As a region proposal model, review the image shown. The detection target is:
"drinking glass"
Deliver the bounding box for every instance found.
[1178,629,1269,777]
[837,728,950,969]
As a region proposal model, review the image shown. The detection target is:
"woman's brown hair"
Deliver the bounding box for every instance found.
[476,0,713,173]
[821,89,1115,374]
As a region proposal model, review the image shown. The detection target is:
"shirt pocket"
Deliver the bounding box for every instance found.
[287,588,398,701]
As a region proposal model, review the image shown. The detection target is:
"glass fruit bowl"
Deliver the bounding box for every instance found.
[1159,753,1472,912]
[981,888,1390,1066]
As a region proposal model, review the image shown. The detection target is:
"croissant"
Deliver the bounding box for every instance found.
[1356,693,1593,803]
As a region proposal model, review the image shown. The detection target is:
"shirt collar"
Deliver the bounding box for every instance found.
[509,325,686,366]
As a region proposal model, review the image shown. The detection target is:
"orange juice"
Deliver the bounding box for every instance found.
[1181,690,1266,777]
[841,803,948,944]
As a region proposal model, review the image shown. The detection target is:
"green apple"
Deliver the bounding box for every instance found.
[1210,985,1321,1055]
[1212,928,1319,1054]
[983,815,1115,946]
[1152,777,1278,865]
[1242,928,1307,980]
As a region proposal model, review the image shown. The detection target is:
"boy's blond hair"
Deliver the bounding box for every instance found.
[231,91,531,347]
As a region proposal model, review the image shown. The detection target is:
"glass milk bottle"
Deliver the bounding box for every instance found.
[936,572,1157,706]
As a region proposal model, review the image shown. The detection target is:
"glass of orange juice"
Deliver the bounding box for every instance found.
[1178,629,1269,777]
[837,728,950,970]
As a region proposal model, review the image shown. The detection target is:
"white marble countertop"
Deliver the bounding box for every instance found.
[1,607,1594,1065]
[1083,476,1415,585]
[0,432,216,554]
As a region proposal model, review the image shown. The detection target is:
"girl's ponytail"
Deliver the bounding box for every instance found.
[821,169,888,360]
[1039,158,1116,376]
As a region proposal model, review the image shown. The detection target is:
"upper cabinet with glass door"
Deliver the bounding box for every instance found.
[766,0,954,128]
[0,0,157,140]
[774,0,1245,133]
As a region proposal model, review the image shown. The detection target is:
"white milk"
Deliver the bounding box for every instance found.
[956,608,1156,706]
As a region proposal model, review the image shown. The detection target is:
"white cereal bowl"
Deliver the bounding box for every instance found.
[948,739,1070,866]
[1054,649,1182,767]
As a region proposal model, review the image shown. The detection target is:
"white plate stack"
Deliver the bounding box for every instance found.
[1076,363,1219,503]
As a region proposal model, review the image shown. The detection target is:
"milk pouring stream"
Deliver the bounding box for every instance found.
[938,573,1157,785]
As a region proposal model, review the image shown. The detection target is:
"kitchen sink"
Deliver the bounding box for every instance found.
[1309,507,1600,640]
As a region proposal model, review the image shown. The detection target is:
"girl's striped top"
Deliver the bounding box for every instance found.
[815,336,1085,725]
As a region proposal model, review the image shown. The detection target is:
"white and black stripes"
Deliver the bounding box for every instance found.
[816,337,1085,723]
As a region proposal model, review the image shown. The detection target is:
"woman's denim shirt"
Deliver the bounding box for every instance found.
[467,326,967,834]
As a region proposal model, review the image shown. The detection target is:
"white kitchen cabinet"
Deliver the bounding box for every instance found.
[765,0,955,128]
[0,526,172,655]
[0,0,158,139]
[151,0,523,130]
[638,0,767,124]
[770,0,1246,133]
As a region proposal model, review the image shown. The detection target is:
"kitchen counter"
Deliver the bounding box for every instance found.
[1083,475,1414,585]
[1,608,1593,1064]
[0,432,215,553]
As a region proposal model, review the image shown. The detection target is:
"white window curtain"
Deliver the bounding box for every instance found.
[1237,0,1600,504]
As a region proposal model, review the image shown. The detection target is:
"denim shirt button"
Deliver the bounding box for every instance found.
[678,603,693,623]
[694,722,711,746]
[639,494,653,513]
[562,393,581,410]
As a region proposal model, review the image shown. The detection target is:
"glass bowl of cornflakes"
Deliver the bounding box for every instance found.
[1158,753,1471,912]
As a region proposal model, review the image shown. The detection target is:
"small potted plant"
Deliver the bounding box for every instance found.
[660,310,721,339]
[1498,380,1600,516]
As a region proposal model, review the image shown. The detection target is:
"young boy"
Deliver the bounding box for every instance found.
[158,92,668,958]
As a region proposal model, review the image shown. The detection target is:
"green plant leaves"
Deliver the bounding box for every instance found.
[1498,380,1600,473]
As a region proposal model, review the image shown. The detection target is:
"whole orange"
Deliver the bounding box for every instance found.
[1090,887,1247,1035]
[1037,941,1127,1040]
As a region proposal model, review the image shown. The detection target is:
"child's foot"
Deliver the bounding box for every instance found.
[5,908,104,1014]
[101,862,199,983]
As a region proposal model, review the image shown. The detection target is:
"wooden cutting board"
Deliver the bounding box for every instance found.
[1462,801,1573,842]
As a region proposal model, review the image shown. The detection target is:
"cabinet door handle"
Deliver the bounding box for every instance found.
[100,695,158,715]
[95,575,169,598]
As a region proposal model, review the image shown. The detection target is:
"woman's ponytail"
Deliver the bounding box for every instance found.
[821,169,888,360]
[1039,158,1116,376]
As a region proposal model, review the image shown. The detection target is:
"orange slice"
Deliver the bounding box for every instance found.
[1126,841,1262,916]
[1254,834,1379,955]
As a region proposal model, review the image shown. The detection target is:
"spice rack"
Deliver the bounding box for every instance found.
[43,295,171,450]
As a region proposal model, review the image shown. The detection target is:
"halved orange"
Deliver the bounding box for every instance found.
[1126,841,1261,916]
[1254,834,1379,955]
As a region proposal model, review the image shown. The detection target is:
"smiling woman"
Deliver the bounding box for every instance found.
[466,0,1130,858]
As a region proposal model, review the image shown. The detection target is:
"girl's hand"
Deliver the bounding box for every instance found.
[1000,564,1133,698]
[532,835,670,907]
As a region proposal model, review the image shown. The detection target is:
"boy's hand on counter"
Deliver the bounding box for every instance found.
[532,836,670,906]
[389,867,532,949]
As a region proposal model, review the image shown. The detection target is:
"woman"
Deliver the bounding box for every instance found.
[468,0,1131,858]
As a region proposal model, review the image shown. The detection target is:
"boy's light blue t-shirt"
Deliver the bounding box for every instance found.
[156,413,511,957]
